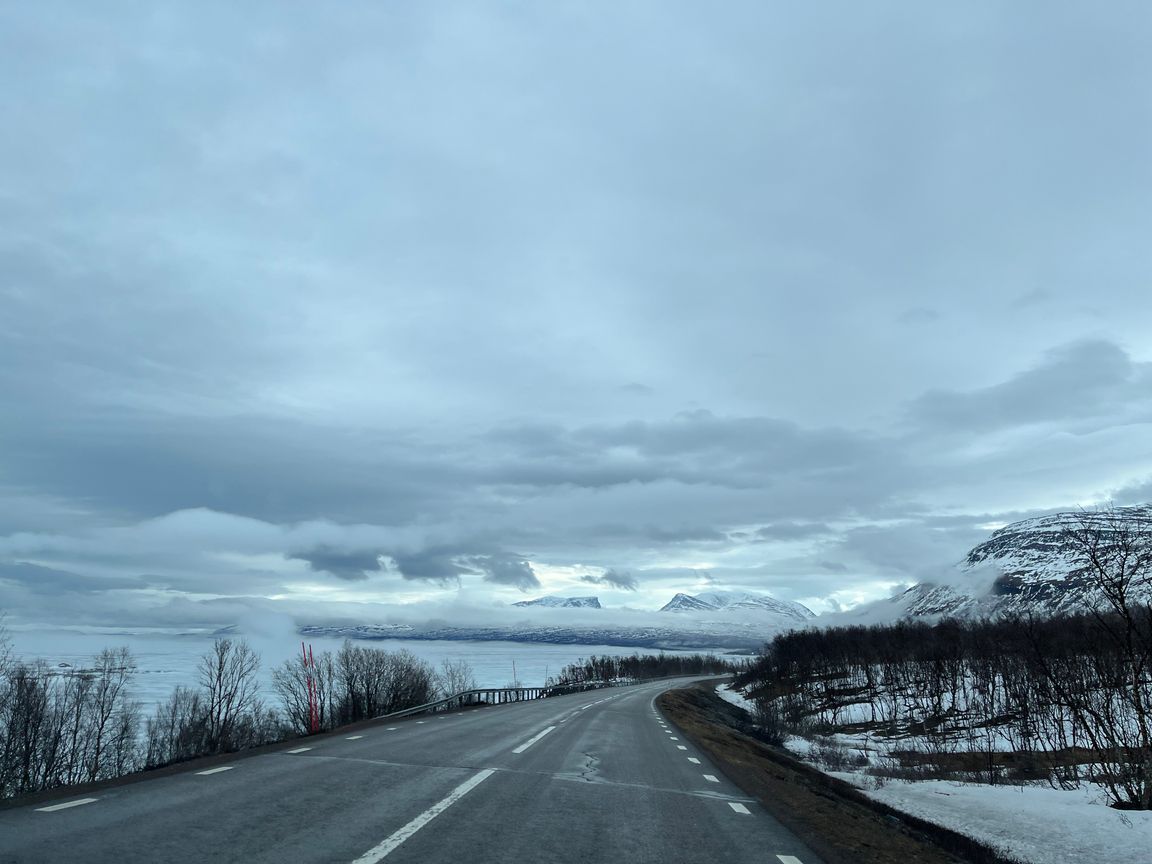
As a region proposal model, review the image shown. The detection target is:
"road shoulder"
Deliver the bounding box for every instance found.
[657,684,1020,864]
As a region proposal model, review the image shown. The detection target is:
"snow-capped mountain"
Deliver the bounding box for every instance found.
[660,592,716,612]
[660,590,815,622]
[962,506,1152,614]
[878,506,1152,620]
[511,595,602,609]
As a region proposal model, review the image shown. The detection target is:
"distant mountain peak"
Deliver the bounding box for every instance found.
[659,590,814,621]
[511,595,602,609]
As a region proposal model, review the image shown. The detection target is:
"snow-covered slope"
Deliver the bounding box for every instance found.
[963,507,1152,614]
[511,595,602,609]
[660,592,717,612]
[864,506,1152,622]
[660,590,815,622]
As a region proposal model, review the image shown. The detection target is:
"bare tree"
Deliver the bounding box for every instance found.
[435,658,477,700]
[0,613,10,673]
[84,648,139,782]
[145,686,209,767]
[1058,506,1152,809]
[273,650,338,735]
[198,639,262,753]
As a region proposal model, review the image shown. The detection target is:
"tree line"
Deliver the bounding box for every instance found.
[0,629,473,801]
[551,651,737,686]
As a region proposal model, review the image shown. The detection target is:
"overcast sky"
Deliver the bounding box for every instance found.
[2,2,1151,631]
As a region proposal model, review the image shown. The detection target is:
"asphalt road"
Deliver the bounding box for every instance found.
[0,679,824,864]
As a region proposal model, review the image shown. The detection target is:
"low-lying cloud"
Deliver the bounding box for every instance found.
[579,569,639,591]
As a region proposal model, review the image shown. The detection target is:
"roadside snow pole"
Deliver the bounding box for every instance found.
[302,642,319,734]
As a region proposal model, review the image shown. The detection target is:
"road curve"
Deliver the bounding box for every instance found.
[0,679,823,864]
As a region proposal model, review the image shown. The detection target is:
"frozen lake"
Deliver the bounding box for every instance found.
[6,627,696,708]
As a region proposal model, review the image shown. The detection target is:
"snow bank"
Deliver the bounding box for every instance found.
[842,776,1152,864]
[714,683,756,714]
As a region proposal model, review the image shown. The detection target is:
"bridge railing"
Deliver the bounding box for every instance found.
[373,679,618,721]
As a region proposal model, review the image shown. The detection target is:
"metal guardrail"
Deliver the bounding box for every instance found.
[373,680,619,721]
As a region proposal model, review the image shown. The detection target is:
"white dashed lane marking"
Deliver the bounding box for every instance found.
[351,770,494,863]
[387,727,398,731]
[687,757,701,764]
[729,802,751,814]
[676,745,687,750]
[703,774,719,783]
[36,798,98,812]
[286,747,312,754]
[512,726,556,754]
[777,857,803,864]
[346,735,364,740]
[195,766,234,776]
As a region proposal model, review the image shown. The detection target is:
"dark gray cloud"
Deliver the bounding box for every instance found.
[753,523,833,542]
[288,546,384,581]
[389,549,475,586]
[579,569,639,591]
[909,341,1152,433]
[0,561,143,595]
[465,554,540,591]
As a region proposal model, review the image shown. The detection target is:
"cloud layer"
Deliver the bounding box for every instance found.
[2,2,1151,629]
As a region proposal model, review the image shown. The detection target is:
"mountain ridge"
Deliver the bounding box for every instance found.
[511,595,602,609]
[880,505,1152,620]
[660,589,816,622]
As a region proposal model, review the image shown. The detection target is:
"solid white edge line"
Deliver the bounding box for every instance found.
[777,857,803,864]
[195,766,234,775]
[286,747,312,754]
[729,802,751,814]
[350,769,495,863]
[703,774,719,783]
[511,725,556,754]
[36,798,98,812]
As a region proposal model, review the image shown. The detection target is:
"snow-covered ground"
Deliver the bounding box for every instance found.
[844,775,1152,864]
[720,683,1152,864]
[714,683,756,713]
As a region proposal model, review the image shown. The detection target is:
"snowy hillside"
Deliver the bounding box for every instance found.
[855,505,1152,622]
[660,590,815,623]
[963,506,1152,612]
[511,596,602,609]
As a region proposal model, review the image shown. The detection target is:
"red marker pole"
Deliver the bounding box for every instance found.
[308,645,318,733]
[302,642,319,734]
